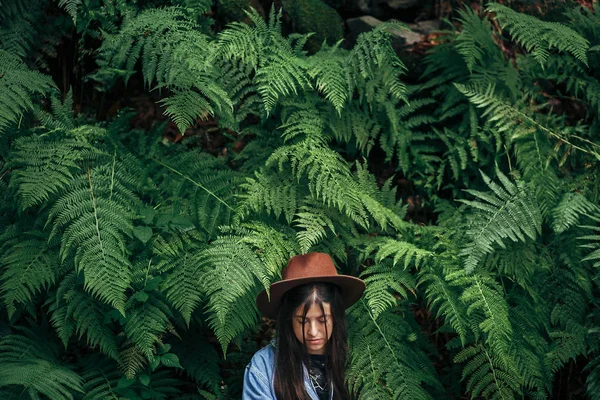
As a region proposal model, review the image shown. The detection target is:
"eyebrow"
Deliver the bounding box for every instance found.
[295,314,331,319]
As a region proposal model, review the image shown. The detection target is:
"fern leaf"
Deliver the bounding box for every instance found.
[47,163,139,312]
[369,236,433,270]
[50,277,121,361]
[294,205,336,254]
[347,301,439,399]
[459,167,542,273]
[0,233,63,318]
[307,45,350,114]
[455,7,497,73]
[8,135,102,210]
[255,49,311,115]
[159,237,206,325]
[57,0,81,23]
[551,192,596,233]
[118,345,146,380]
[0,50,55,134]
[124,296,173,361]
[0,328,84,399]
[452,270,513,341]
[418,261,470,346]
[487,3,589,66]
[454,343,521,400]
[81,355,121,400]
[239,170,299,224]
[360,262,416,320]
[350,22,408,102]
[200,236,268,354]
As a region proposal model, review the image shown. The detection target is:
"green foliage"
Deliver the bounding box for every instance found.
[1,233,62,318]
[0,50,55,134]
[347,301,441,399]
[8,134,101,210]
[57,0,81,23]
[487,3,590,66]
[1,2,600,399]
[459,166,542,273]
[0,328,84,399]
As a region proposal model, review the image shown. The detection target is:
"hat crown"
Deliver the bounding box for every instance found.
[283,253,337,280]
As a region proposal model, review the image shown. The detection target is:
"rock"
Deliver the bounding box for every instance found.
[384,0,419,9]
[393,29,423,46]
[283,0,344,52]
[346,15,381,35]
[407,19,441,35]
[345,15,425,48]
[355,0,419,19]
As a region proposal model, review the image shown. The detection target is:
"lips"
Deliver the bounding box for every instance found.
[307,339,322,344]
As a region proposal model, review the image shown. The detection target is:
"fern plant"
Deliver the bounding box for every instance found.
[2,2,600,399]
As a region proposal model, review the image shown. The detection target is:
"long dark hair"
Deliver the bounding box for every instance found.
[273,282,350,400]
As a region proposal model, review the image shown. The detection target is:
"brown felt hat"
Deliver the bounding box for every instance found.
[256,252,366,319]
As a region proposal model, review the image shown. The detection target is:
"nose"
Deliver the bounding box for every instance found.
[307,320,319,337]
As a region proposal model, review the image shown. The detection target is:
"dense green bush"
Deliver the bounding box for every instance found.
[0,1,599,399]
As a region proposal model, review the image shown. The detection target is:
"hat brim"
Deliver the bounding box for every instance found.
[256,275,366,319]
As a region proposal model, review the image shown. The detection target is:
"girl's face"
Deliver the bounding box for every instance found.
[292,302,333,355]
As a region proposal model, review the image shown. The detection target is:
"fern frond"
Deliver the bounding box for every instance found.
[513,129,560,218]
[347,301,439,399]
[307,44,351,114]
[487,3,589,66]
[47,163,139,312]
[278,98,327,142]
[118,345,147,380]
[158,235,206,325]
[0,233,63,318]
[0,328,84,399]
[80,355,121,400]
[455,7,497,73]
[551,192,596,234]
[0,1,40,58]
[0,50,55,134]
[579,214,600,268]
[200,235,269,353]
[451,270,513,341]
[454,343,521,400]
[419,261,470,346]
[35,89,77,130]
[350,22,408,102]
[255,45,312,115]
[294,204,336,254]
[8,135,103,210]
[366,236,433,270]
[160,91,214,135]
[459,167,542,273]
[328,103,381,155]
[50,276,121,361]
[215,8,269,67]
[239,170,299,224]
[98,7,196,86]
[268,142,369,226]
[124,296,173,362]
[57,0,81,23]
[360,262,416,319]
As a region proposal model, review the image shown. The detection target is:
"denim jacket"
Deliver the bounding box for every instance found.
[242,342,333,400]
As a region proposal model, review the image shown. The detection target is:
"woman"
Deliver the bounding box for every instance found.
[243,252,365,400]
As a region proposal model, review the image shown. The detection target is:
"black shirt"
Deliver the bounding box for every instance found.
[308,354,330,400]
